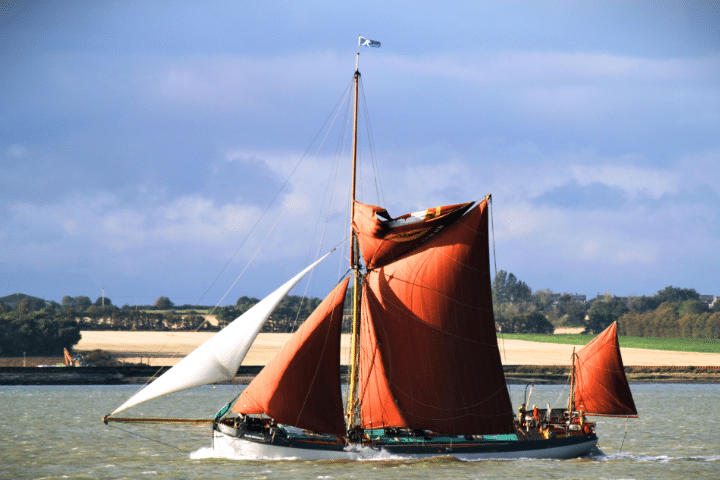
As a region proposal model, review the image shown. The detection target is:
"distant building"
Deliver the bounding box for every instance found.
[699,295,716,307]
[550,293,587,306]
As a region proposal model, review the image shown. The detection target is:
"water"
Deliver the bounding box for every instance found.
[2,383,718,479]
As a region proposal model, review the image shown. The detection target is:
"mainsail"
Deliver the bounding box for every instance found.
[356,197,515,435]
[574,321,638,417]
[232,278,349,437]
[111,254,330,415]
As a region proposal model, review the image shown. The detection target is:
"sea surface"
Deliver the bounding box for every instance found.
[2,383,718,479]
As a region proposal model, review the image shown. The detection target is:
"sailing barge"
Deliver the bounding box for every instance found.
[104,38,637,460]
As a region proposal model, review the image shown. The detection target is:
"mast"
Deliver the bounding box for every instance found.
[568,347,576,413]
[346,55,362,429]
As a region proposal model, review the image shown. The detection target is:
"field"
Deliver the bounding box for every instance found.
[72,331,720,367]
[500,333,720,354]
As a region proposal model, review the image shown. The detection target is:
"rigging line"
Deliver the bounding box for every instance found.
[284,87,355,335]
[107,423,190,452]
[198,77,356,313]
[247,124,349,341]
[358,76,385,206]
[134,82,357,389]
[338,92,357,283]
[555,370,572,405]
[303,78,354,279]
[316,90,353,268]
[303,78,354,271]
[216,198,290,308]
[489,195,507,366]
[132,191,300,391]
[619,416,629,453]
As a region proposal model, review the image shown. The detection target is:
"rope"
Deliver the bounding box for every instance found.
[358,76,385,206]
[489,195,507,365]
[619,416,629,453]
[121,79,358,396]
[107,423,192,452]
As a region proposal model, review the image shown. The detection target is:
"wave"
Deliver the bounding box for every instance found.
[589,452,720,462]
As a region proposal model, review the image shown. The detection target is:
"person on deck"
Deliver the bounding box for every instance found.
[517,403,526,427]
[533,405,541,426]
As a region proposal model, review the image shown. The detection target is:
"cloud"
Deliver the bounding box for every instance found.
[534,181,627,210]
[3,5,720,301]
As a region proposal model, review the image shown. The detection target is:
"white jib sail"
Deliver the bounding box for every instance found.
[111,253,331,415]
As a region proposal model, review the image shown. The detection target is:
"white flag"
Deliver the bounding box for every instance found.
[359,37,381,48]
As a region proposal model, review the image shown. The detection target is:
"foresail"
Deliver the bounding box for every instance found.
[358,198,515,435]
[110,253,331,415]
[232,278,349,436]
[574,321,638,417]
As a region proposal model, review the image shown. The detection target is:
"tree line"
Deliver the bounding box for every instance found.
[491,271,720,337]
[0,301,81,356]
[3,274,719,357]
[0,293,327,336]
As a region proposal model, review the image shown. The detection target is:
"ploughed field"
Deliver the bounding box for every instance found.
[73,331,720,367]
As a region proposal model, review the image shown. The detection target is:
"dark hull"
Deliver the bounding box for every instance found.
[213,423,598,460]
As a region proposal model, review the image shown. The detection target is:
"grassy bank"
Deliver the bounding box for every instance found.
[499,334,720,354]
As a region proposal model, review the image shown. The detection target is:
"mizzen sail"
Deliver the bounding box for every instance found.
[233,278,349,436]
[574,321,638,417]
[110,253,330,415]
[357,198,515,435]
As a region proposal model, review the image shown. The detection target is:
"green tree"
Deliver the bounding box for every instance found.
[585,297,628,334]
[83,349,121,366]
[74,296,92,311]
[656,286,700,303]
[704,312,720,338]
[492,270,508,304]
[560,300,588,327]
[492,270,532,304]
[627,295,661,313]
[236,295,260,312]
[154,296,174,310]
[0,308,81,356]
[496,311,554,333]
[531,289,554,311]
[215,306,239,328]
[94,296,113,307]
[61,296,75,310]
[523,311,555,333]
[678,299,709,316]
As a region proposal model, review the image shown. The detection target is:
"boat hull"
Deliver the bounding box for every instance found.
[212,424,598,460]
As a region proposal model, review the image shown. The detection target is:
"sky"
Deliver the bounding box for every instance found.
[2,1,719,307]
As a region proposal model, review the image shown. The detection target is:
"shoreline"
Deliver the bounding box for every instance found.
[4,330,719,385]
[2,365,719,386]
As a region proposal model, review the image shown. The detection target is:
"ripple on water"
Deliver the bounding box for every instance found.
[3,384,720,480]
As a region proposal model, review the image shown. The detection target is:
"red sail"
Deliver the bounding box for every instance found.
[357,198,515,435]
[353,201,473,269]
[232,278,349,436]
[574,322,638,417]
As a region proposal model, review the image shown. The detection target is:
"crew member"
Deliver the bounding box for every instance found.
[532,405,541,426]
[517,403,526,427]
